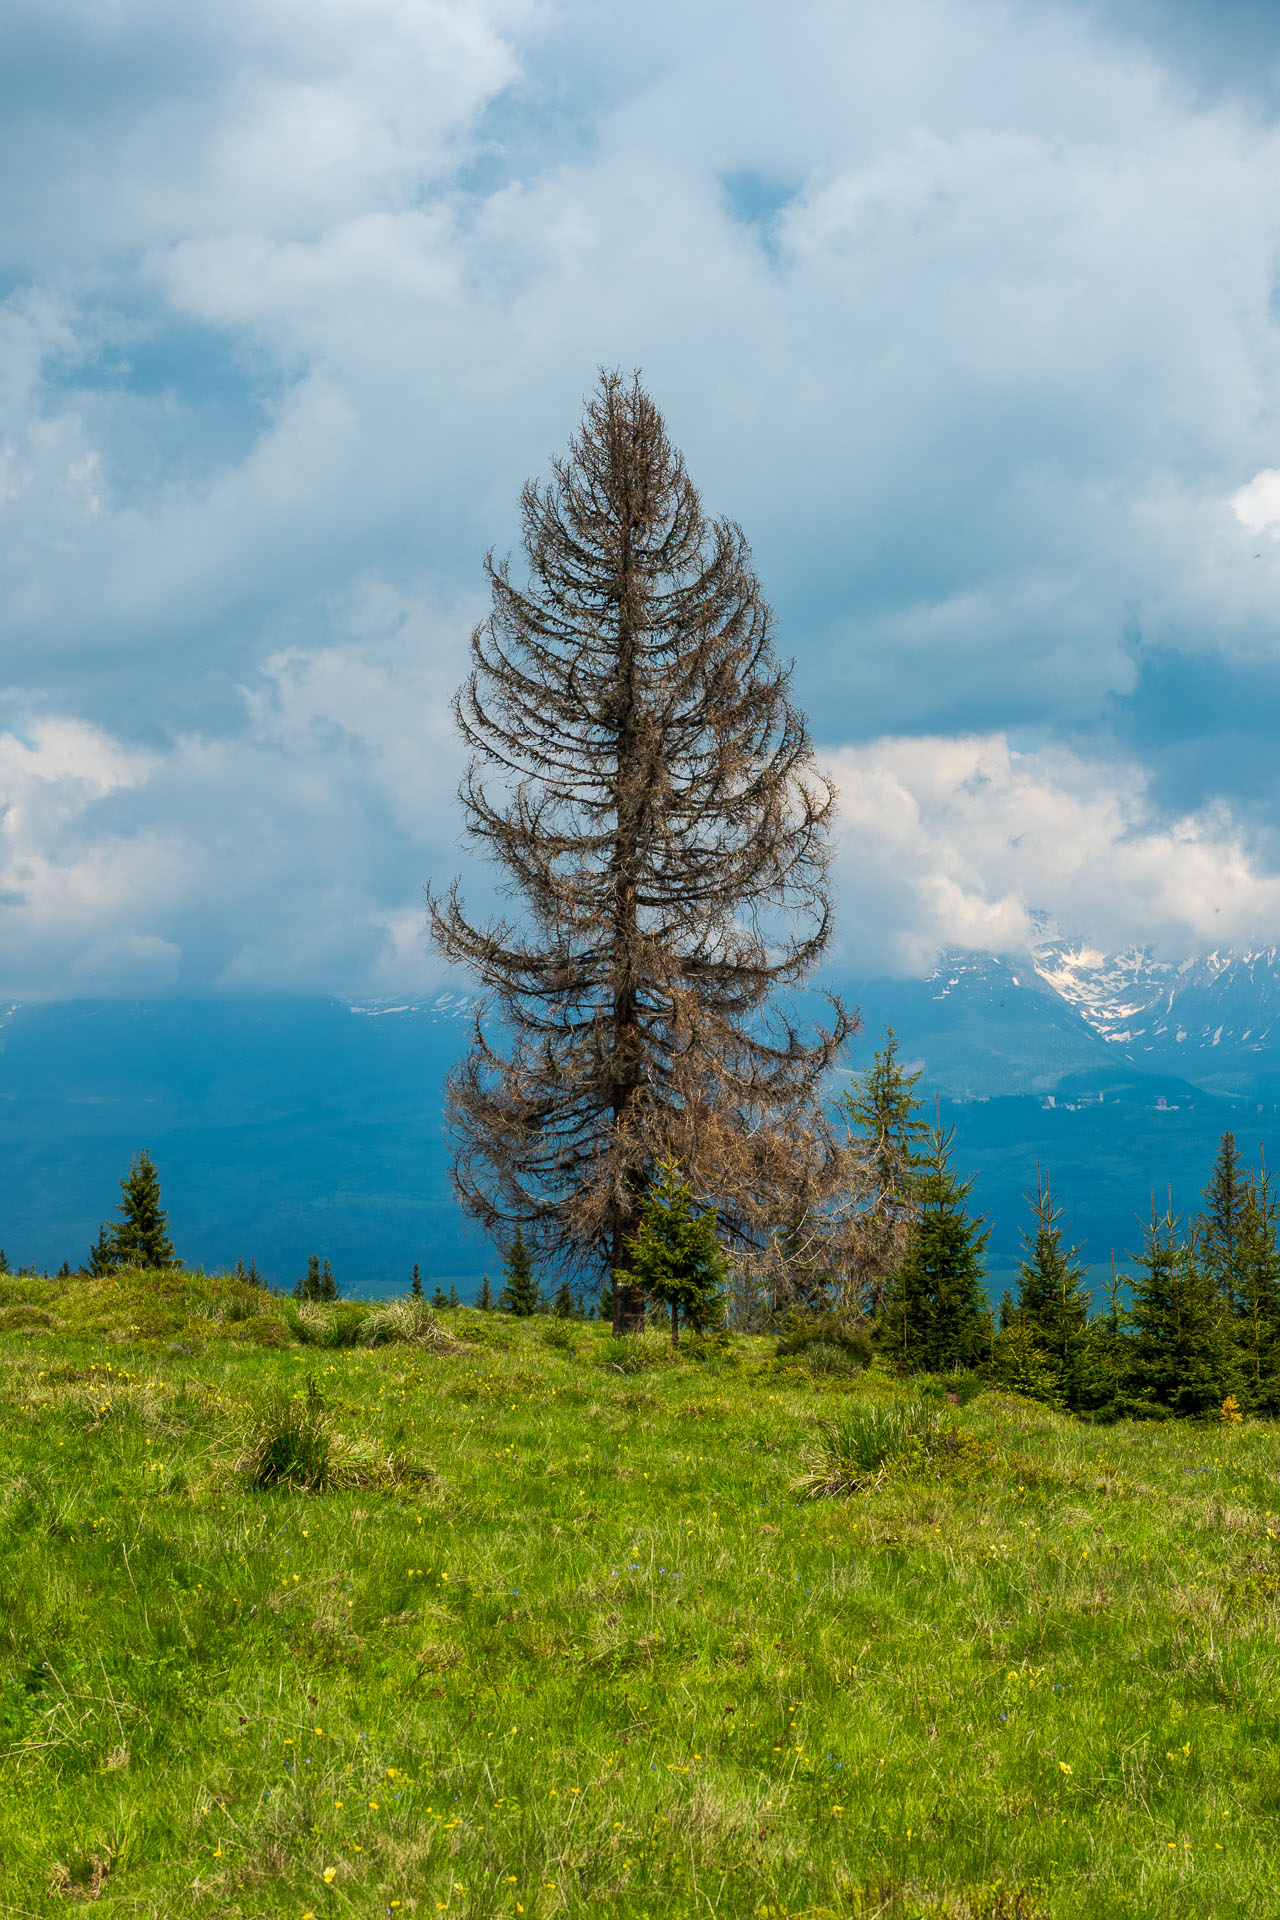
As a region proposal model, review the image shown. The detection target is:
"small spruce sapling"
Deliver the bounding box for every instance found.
[1199,1131,1249,1315]
[1011,1168,1090,1404]
[1071,1252,1133,1417]
[476,1274,495,1311]
[498,1226,541,1316]
[990,1308,1066,1407]
[448,1284,460,1307]
[553,1279,575,1318]
[616,1158,728,1348]
[109,1150,177,1270]
[86,1225,117,1276]
[431,1284,450,1309]
[411,1264,424,1298]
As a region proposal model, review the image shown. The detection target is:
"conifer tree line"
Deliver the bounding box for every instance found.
[6,1076,1278,1420]
[795,1028,1280,1422]
[456,1022,1280,1417]
[984,1127,1280,1422]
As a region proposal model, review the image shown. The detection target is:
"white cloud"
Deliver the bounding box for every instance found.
[4,0,1280,991]
[71,933,181,988]
[830,733,1280,975]
[0,584,475,997]
[1230,468,1280,534]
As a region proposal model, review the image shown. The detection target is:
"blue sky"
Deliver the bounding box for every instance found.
[5,0,1280,996]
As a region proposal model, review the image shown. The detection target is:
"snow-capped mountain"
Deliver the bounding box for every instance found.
[859,930,1280,1100]
[1026,929,1280,1082]
[349,991,478,1022]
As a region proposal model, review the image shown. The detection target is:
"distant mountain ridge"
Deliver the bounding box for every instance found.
[851,931,1280,1102]
[1026,923,1280,1080]
[4,948,1280,1289]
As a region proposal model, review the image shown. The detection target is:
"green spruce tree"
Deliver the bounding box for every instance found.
[1234,1155,1280,1414]
[411,1263,424,1298]
[110,1151,176,1270]
[431,1284,450,1309]
[1012,1168,1091,1404]
[1068,1254,1132,1417]
[1198,1132,1249,1315]
[1127,1202,1237,1417]
[498,1226,541,1316]
[879,1111,990,1373]
[615,1158,728,1347]
[989,1307,1066,1406]
[476,1274,495,1311]
[87,1226,117,1276]
[553,1280,575,1318]
[838,1028,928,1316]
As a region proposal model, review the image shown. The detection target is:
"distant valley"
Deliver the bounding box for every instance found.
[4,938,1280,1293]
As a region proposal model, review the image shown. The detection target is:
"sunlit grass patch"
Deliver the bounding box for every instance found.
[3,1302,1280,1915]
[598,1331,678,1373]
[282,1299,371,1348]
[0,1303,56,1333]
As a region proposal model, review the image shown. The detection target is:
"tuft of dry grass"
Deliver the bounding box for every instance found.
[362,1295,457,1349]
[794,1398,939,1496]
[234,1380,431,1493]
[48,1854,111,1902]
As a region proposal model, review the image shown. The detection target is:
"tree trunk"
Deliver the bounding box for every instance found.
[613,1282,646,1336]
[605,515,648,1326]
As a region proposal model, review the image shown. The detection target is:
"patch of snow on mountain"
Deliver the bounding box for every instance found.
[349,993,477,1022]
[1022,931,1280,1064]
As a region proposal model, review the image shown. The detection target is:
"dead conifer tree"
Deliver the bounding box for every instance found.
[428,372,856,1331]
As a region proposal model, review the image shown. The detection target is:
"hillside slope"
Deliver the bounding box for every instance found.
[1,1276,1277,1919]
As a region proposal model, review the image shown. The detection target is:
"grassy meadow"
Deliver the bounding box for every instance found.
[1,1269,1279,1918]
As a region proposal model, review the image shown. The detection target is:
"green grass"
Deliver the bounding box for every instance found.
[2,1270,1279,1917]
